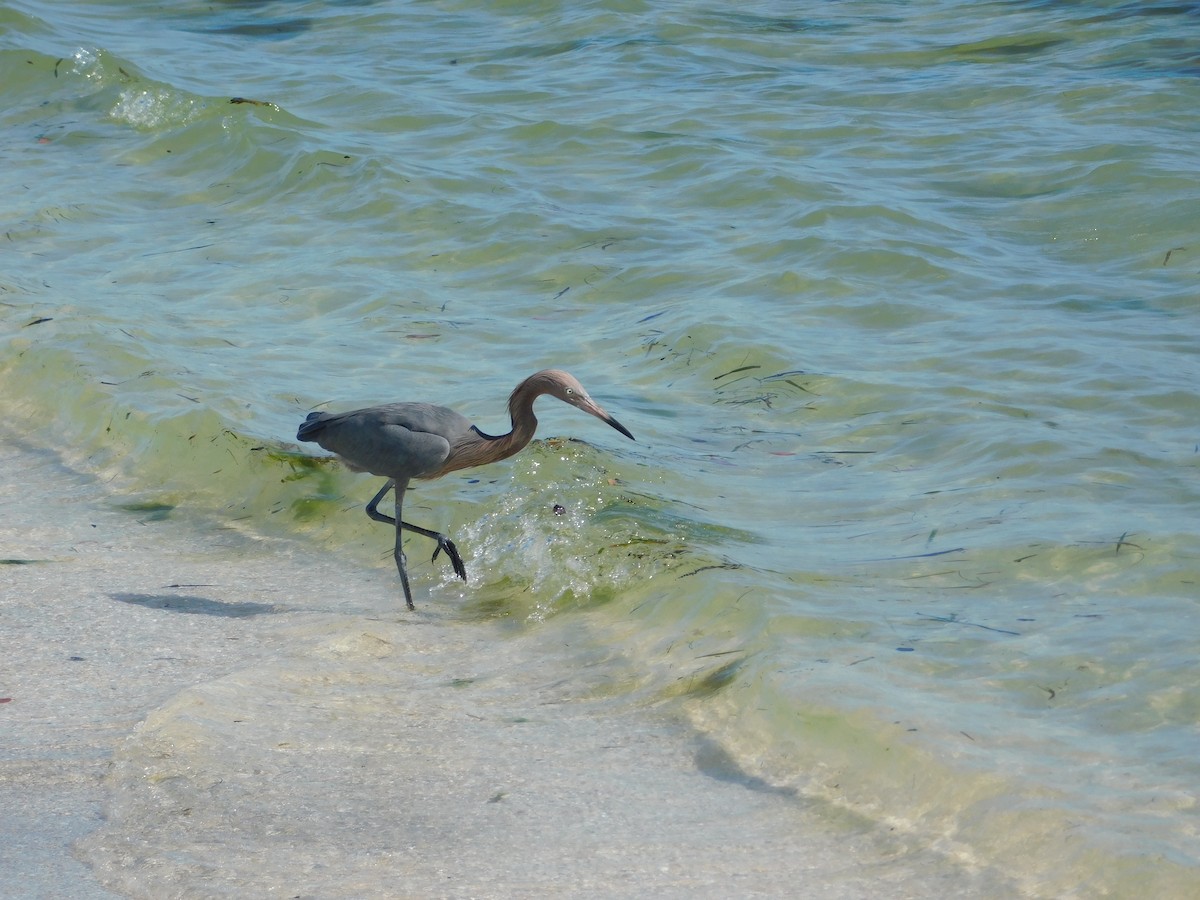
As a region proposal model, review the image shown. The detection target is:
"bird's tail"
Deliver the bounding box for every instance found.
[296,411,328,442]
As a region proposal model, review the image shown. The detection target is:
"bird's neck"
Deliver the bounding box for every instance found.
[429,379,548,479]
[492,397,538,459]
[450,372,553,469]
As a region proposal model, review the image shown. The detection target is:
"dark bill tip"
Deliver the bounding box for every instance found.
[605,415,635,441]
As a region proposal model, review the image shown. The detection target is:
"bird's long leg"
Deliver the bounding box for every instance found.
[364,480,468,594]
[390,480,416,611]
[364,480,397,525]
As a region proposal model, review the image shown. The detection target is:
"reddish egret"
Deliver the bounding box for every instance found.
[297,369,635,609]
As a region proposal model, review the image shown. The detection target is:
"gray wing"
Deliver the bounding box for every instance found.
[297,402,471,480]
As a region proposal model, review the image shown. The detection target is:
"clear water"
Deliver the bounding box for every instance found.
[3,0,1199,895]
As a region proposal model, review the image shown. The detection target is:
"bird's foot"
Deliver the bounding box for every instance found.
[432,536,467,582]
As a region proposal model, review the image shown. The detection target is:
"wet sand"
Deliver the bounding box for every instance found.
[1,438,312,898]
[0,437,992,898]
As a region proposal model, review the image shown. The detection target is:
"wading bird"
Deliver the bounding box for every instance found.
[297,369,635,610]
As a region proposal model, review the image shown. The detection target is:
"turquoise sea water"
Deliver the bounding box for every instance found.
[3,0,1199,895]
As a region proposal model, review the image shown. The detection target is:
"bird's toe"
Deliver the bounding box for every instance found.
[432,537,468,581]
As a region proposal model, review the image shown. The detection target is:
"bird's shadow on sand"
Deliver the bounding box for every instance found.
[693,736,800,800]
[109,592,279,618]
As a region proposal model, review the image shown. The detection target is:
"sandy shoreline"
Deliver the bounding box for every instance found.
[1,438,303,898]
[1,436,373,898]
[1,436,992,898]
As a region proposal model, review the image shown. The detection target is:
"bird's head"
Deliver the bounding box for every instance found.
[528,369,635,441]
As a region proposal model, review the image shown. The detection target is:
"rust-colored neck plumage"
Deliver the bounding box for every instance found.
[431,371,564,477]
[504,370,552,447]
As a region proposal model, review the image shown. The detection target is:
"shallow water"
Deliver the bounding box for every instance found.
[3,0,1199,895]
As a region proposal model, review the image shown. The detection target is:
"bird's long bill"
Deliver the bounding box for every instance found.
[605,414,635,441]
[583,400,635,441]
